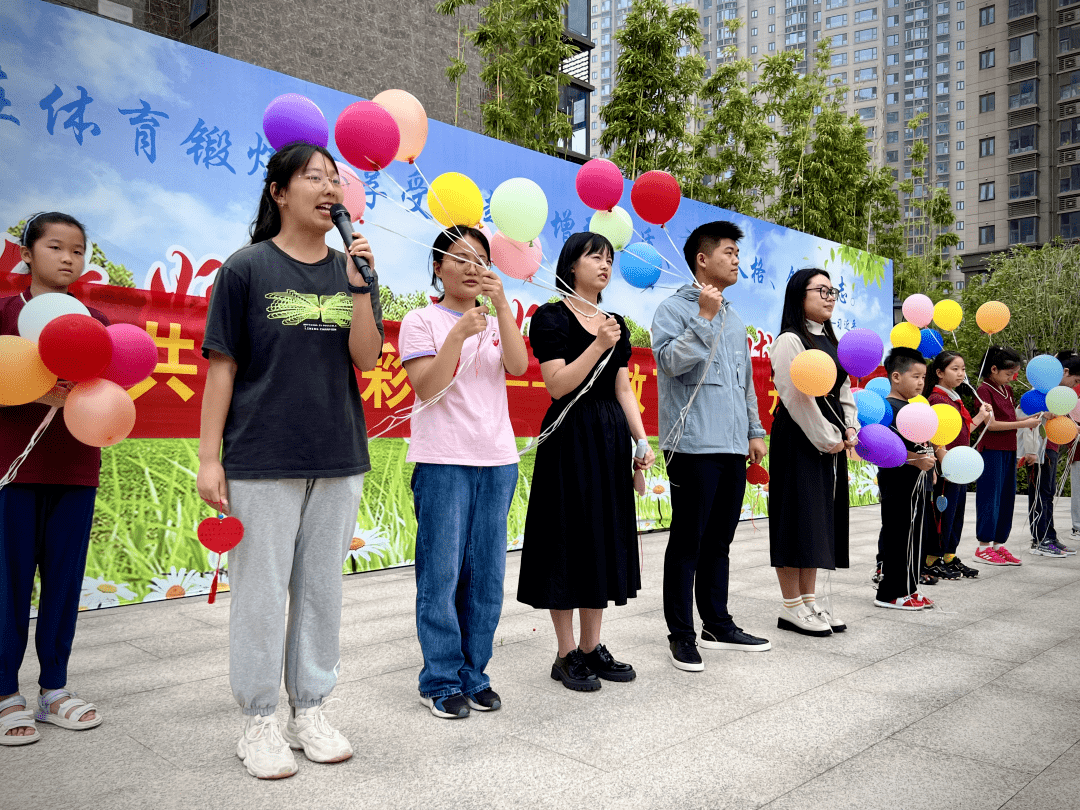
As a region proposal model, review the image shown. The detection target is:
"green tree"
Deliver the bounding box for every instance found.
[598,0,705,178]
[435,0,473,127]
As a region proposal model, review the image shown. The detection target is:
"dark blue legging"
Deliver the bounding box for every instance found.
[0,484,97,695]
[975,449,1017,546]
[935,479,968,556]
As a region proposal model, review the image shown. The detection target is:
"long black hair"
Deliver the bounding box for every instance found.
[555,231,614,302]
[780,267,839,347]
[21,211,86,250]
[430,225,490,301]
[250,141,340,244]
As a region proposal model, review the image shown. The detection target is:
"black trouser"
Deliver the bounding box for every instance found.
[876,467,932,602]
[664,452,746,641]
[1027,449,1060,544]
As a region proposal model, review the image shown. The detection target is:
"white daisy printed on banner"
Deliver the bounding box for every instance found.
[80,576,136,610]
[641,475,672,504]
[346,523,392,564]
[142,567,211,602]
[507,534,524,551]
[204,551,230,593]
[637,518,658,531]
[852,464,880,499]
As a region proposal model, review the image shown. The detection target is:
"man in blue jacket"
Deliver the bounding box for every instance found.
[651,220,771,672]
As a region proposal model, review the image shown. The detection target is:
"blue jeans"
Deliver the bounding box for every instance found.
[411,463,518,699]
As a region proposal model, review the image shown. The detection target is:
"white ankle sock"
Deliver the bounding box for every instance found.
[782,597,801,611]
[800,594,816,609]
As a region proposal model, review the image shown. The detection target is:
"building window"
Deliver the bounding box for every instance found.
[979,93,995,112]
[826,14,847,27]
[957,100,965,110]
[1061,117,1080,146]
[888,14,899,25]
[979,225,996,244]
[887,150,899,161]
[1009,79,1038,109]
[957,60,964,70]
[958,40,965,49]
[1008,0,1034,17]
[1061,212,1080,239]
[979,5,994,25]
[887,92,900,103]
[1009,124,1036,153]
[1061,25,1080,55]
[956,180,965,189]
[937,42,950,55]
[937,62,951,76]
[887,130,899,143]
[957,19,965,29]
[769,24,776,32]
[957,221,965,230]
[855,27,878,43]
[937,21,949,35]
[957,241,965,250]
[751,8,758,16]
[1009,216,1038,244]
[979,137,995,156]
[1010,33,1036,63]
[769,42,776,50]
[832,33,848,47]
[832,53,848,66]
[957,160,965,169]
[979,181,995,200]
[769,5,776,13]
[751,45,758,53]
[957,200,965,209]
[936,141,950,155]
[751,27,758,35]
[957,121,965,130]
[1061,164,1080,193]
[887,72,899,85]
[887,111,900,123]
[854,9,877,23]
[979,50,995,69]
[1010,170,1037,198]
[854,47,877,62]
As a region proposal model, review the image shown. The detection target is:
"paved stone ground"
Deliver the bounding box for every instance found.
[10,500,1080,810]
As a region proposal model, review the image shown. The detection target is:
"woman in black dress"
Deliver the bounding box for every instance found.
[518,232,655,692]
[769,269,859,637]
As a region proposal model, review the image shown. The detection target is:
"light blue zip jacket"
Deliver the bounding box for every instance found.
[651,285,766,455]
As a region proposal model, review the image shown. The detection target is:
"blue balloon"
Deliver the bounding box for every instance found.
[855,389,887,427]
[1019,389,1047,415]
[1026,354,1064,394]
[618,242,663,289]
[918,328,944,358]
[878,404,893,428]
[865,376,892,399]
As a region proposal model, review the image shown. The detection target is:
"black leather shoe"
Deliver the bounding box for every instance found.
[580,643,636,682]
[550,649,601,692]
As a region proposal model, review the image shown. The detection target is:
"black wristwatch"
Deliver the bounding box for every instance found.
[347,281,373,295]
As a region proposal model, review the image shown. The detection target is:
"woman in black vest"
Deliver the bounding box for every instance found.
[768,269,860,637]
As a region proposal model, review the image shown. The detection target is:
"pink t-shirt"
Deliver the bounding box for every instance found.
[398,303,519,466]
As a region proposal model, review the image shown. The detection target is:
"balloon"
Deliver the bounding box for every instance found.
[589,206,633,251]
[865,376,892,399]
[889,322,921,350]
[63,379,136,447]
[1046,415,1079,445]
[490,178,548,243]
[857,423,907,468]
[1071,392,1080,422]
[975,301,1010,334]
[933,299,963,332]
[790,349,838,397]
[1019,389,1047,416]
[930,403,962,445]
[336,162,366,222]
[837,328,884,378]
[902,294,934,328]
[855,389,887,427]
[908,395,929,405]
[0,335,58,405]
[619,242,663,289]
[1026,354,1064,394]
[197,516,245,554]
[17,293,90,343]
[262,93,328,150]
[630,170,681,225]
[895,402,938,444]
[101,324,158,389]
[371,89,428,163]
[918,328,944,358]
[942,446,985,484]
[489,232,542,281]
[1045,385,1079,416]
[334,100,400,171]
[37,314,112,382]
[576,158,624,211]
[426,172,483,228]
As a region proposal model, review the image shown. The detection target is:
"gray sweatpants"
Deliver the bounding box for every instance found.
[227,474,364,717]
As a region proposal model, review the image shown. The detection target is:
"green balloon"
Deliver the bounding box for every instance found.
[589,206,632,251]
[490,177,548,243]
[1045,385,1079,416]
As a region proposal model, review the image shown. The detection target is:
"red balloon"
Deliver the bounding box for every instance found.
[334,101,401,171]
[746,463,770,486]
[37,314,112,382]
[198,516,245,554]
[576,158,624,211]
[631,170,681,225]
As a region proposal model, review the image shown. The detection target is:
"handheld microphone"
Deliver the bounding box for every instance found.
[329,203,374,285]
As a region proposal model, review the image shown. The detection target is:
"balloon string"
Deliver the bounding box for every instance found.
[631,226,698,286]
[0,406,58,489]
[659,224,702,289]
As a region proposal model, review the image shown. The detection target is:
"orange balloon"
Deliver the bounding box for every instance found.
[63,378,137,447]
[0,335,57,405]
[1045,415,1079,445]
[975,301,1010,334]
[371,89,428,163]
[790,349,838,397]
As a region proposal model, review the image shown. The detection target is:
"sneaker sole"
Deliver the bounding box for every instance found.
[1030,550,1067,557]
[236,749,298,780]
[549,667,602,692]
[973,556,1009,565]
[281,730,353,763]
[699,639,773,652]
[874,599,922,611]
[777,617,832,637]
[419,697,470,719]
[465,697,502,712]
[667,649,705,672]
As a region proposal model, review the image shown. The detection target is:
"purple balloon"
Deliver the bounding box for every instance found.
[263,94,329,150]
[837,328,884,378]
[857,423,907,468]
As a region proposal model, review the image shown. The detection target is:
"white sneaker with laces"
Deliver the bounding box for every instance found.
[282,703,353,763]
[236,714,298,779]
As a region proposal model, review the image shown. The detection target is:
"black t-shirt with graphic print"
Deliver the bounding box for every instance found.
[202,240,384,479]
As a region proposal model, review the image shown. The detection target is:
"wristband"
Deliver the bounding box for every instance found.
[347,281,373,295]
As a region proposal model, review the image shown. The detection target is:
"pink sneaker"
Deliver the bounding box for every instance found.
[994,546,1022,565]
[974,546,1008,566]
[913,593,934,610]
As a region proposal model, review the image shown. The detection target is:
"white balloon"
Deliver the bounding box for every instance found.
[17,293,90,343]
[941,446,985,485]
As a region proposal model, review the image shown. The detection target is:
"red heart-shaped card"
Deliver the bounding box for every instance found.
[746,463,770,486]
[197,516,244,554]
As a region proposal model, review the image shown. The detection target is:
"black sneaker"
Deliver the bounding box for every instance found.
[943,557,979,578]
[699,627,772,652]
[580,643,636,682]
[465,688,502,712]
[925,560,961,580]
[550,649,601,692]
[420,693,470,719]
[919,569,939,586]
[668,638,704,672]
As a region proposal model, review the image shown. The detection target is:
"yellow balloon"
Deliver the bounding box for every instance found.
[930,403,962,445]
[426,172,483,228]
[976,301,1010,335]
[890,322,921,349]
[933,299,963,332]
[909,395,929,405]
[790,349,838,397]
[1046,415,1079,445]
[0,335,58,405]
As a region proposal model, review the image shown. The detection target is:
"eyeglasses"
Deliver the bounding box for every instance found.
[442,253,490,269]
[301,173,349,190]
[807,286,841,300]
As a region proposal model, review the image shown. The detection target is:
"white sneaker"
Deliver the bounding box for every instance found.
[777,604,832,637]
[237,715,298,779]
[282,703,353,763]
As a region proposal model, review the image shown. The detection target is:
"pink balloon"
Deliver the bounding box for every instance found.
[63,378,137,448]
[334,101,400,171]
[336,162,366,222]
[490,232,542,281]
[902,294,934,328]
[895,402,939,444]
[576,158,624,211]
[101,324,158,389]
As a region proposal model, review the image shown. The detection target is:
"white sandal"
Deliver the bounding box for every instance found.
[0,695,40,745]
[36,689,102,730]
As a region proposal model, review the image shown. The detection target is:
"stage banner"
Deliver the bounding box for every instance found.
[0,0,890,610]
